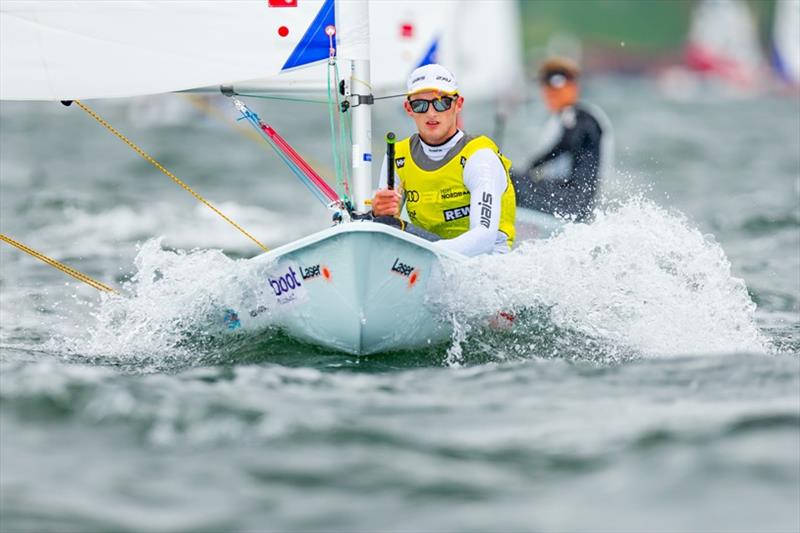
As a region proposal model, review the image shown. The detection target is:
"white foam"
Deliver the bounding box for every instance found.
[439,199,770,357]
[71,200,770,366]
[70,238,266,367]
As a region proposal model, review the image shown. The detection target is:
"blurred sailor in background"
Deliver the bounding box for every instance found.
[512,57,611,222]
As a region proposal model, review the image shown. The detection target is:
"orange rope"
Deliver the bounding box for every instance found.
[73,99,269,253]
[1,234,119,294]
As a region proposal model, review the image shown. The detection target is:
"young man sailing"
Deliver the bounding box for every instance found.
[371,64,516,256]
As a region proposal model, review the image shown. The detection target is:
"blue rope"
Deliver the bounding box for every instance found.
[236,110,330,206]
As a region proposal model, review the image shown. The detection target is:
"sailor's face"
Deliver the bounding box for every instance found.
[542,81,579,112]
[404,90,463,145]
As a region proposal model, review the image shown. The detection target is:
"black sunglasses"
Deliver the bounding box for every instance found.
[408,95,457,113]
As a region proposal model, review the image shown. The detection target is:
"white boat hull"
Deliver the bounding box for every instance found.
[224,222,462,355]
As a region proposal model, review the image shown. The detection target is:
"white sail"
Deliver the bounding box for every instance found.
[368,0,525,99]
[441,0,524,100]
[218,0,523,99]
[684,0,764,86]
[228,1,452,94]
[773,0,800,85]
[0,0,368,101]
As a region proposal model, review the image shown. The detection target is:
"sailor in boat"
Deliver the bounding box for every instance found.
[511,57,606,222]
[371,64,516,256]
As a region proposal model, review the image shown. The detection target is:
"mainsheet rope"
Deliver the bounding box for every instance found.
[0,234,119,294]
[71,100,269,253]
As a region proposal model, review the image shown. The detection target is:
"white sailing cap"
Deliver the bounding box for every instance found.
[406,64,458,96]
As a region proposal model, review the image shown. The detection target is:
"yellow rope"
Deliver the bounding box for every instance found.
[73,99,269,253]
[0,234,119,294]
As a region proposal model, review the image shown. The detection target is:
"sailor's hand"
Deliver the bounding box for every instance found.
[372,188,401,217]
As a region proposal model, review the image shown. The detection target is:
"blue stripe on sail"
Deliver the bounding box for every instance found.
[281,0,336,71]
[415,37,439,68]
[771,43,793,83]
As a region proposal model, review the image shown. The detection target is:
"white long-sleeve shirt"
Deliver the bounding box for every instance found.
[376,130,509,256]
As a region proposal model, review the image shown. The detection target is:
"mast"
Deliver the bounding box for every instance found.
[350,58,373,214]
[346,0,373,214]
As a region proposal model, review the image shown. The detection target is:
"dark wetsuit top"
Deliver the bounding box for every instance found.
[511,103,603,222]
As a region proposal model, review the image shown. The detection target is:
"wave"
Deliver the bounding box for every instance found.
[59,199,771,369]
[437,198,771,361]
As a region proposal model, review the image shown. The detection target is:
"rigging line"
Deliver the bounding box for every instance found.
[332,63,351,197]
[324,28,346,199]
[323,26,350,203]
[374,93,407,101]
[233,91,401,103]
[181,94,263,144]
[350,76,372,90]
[333,61,352,196]
[0,234,119,294]
[327,59,345,198]
[233,93,328,104]
[233,99,340,205]
[180,95,335,180]
[71,99,269,253]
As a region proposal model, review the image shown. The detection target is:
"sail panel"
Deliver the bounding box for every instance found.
[684,0,764,87]
[773,0,800,84]
[367,0,524,99]
[234,0,523,99]
[282,0,335,71]
[2,0,519,101]
[444,0,525,100]
[0,0,351,101]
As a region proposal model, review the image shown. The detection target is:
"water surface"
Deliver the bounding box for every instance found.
[1,78,798,532]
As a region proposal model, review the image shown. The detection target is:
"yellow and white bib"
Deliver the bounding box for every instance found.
[394,134,516,248]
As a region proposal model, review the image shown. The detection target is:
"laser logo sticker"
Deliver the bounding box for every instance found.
[299,263,332,282]
[391,258,421,288]
[300,264,321,280]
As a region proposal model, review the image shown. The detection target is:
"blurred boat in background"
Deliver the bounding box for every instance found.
[772,0,800,87]
[683,0,764,89]
[657,0,800,99]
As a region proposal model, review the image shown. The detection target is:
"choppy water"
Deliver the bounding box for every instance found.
[1,78,798,532]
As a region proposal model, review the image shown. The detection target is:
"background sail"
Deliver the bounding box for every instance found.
[772,0,800,85]
[683,0,764,87]
[0,0,367,101]
[439,0,524,100]
[227,0,524,100]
